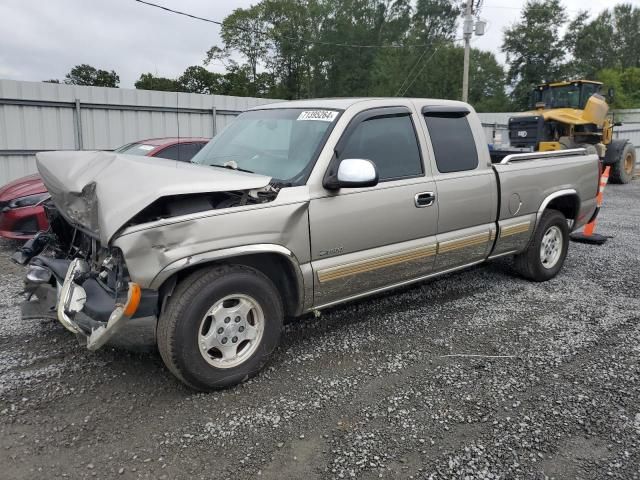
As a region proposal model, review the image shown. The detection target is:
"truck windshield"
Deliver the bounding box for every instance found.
[191,108,339,185]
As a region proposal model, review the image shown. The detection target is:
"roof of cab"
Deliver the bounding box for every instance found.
[250,97,468,111]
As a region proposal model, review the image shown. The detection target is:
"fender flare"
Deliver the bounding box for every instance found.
[150,244,306,312]
[535,188,578,230]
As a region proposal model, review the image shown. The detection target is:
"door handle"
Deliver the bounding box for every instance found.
[414,192,436,208]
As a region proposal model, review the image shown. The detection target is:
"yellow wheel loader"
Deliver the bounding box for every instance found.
[507,80,636,184]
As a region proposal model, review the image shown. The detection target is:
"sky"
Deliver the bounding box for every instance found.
[0,0,634,89]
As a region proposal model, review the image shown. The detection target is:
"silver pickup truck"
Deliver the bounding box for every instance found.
[16,98,599,391]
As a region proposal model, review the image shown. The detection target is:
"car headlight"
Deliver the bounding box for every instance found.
[7,193,50,209]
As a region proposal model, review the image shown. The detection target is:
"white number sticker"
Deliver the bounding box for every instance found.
[297,110,339,122]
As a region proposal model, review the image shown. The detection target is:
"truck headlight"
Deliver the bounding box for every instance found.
[7,193,50,209]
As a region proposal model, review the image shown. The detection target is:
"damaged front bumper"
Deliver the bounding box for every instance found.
[22,256,158,351]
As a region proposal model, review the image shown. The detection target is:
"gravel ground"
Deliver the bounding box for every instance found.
[1,180,639,480]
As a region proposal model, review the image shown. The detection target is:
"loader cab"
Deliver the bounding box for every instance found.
[529,80,603,110]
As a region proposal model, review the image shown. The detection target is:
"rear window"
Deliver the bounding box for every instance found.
[424,115,479,173]
[154,143,205,162]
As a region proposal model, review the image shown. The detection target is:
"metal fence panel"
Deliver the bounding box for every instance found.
[0,79,278,185]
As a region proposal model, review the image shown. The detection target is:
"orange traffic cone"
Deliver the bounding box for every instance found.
[571,166,611,245]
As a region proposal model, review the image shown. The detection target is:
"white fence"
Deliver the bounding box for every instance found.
[0,79,278,185]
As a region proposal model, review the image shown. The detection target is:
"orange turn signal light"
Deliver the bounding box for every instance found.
[124,282,142,317]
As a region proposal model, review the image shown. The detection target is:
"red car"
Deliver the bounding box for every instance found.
[0,137,209,240]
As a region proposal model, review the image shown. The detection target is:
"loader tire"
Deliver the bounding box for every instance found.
[609,142,636,184]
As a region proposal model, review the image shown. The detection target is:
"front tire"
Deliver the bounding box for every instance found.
[157,265,283,391]
[513,209,569,282]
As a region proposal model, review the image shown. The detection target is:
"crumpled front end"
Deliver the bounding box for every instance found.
[16,208,159,351]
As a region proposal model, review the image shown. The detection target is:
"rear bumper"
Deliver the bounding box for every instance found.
[22,256,158,351]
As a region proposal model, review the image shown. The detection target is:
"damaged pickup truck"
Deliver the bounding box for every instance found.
[15,98,600,391]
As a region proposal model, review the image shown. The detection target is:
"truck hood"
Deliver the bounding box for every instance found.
[36,151,272,243]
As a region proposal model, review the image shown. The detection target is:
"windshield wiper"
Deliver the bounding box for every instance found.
[207,163,255,174]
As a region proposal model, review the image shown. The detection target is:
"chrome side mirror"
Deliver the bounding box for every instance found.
[325,158,378,190]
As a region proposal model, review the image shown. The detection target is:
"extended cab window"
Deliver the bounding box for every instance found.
[339,114,423,181]
[424,112,479,173]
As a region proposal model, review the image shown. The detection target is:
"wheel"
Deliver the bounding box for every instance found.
[610,142,636,184]
[513,209,569,282]
[157,265,283,391]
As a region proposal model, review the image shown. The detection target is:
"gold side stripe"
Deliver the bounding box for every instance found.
[318,231,495,284]
[317,245,436,283]
[490,230,496,241]
[319,250,434,282]
[500,222,531,238]
[437,233,489,254]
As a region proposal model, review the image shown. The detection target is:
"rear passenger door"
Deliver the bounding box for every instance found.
[421,106,497,271]
[309,107,438,307]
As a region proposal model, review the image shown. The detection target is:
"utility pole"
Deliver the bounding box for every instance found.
[461,1,474,103]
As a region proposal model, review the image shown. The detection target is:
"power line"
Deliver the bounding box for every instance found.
[395,49,428,96]
[133,0,459,50]
[397,45,445,97]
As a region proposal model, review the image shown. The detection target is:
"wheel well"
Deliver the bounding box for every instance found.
[546,194,579,220]
[159,253,301,317]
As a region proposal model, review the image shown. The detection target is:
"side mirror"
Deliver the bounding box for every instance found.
[607,87,615,103]
[324,158,379,190]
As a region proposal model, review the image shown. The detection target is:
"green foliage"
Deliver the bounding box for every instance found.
[64,64,119,87]
[504,1,640,109]
[596,67,640,109]
[135,73,180,92]
[177,66,224,94]
[501,0,566,109]
[201,0,508,110]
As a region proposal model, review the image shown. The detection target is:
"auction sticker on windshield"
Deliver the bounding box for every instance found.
[297,110,339,122]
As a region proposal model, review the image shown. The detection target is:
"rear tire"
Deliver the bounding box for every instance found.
[513,209,569,282]
[610,142,636,184]
[157,265,283,391]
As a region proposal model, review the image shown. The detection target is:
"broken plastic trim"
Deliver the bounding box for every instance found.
[86,282,141,351]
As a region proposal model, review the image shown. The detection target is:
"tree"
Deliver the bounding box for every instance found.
[178,66,223,94]
[566,3,640,77]
[502,0,566,109]
[209,5,270,94]
[64,64,120,87]
[596,67,640,109]
[134,73,180,92]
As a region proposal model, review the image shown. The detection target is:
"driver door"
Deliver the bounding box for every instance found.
[309,107,439,307]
